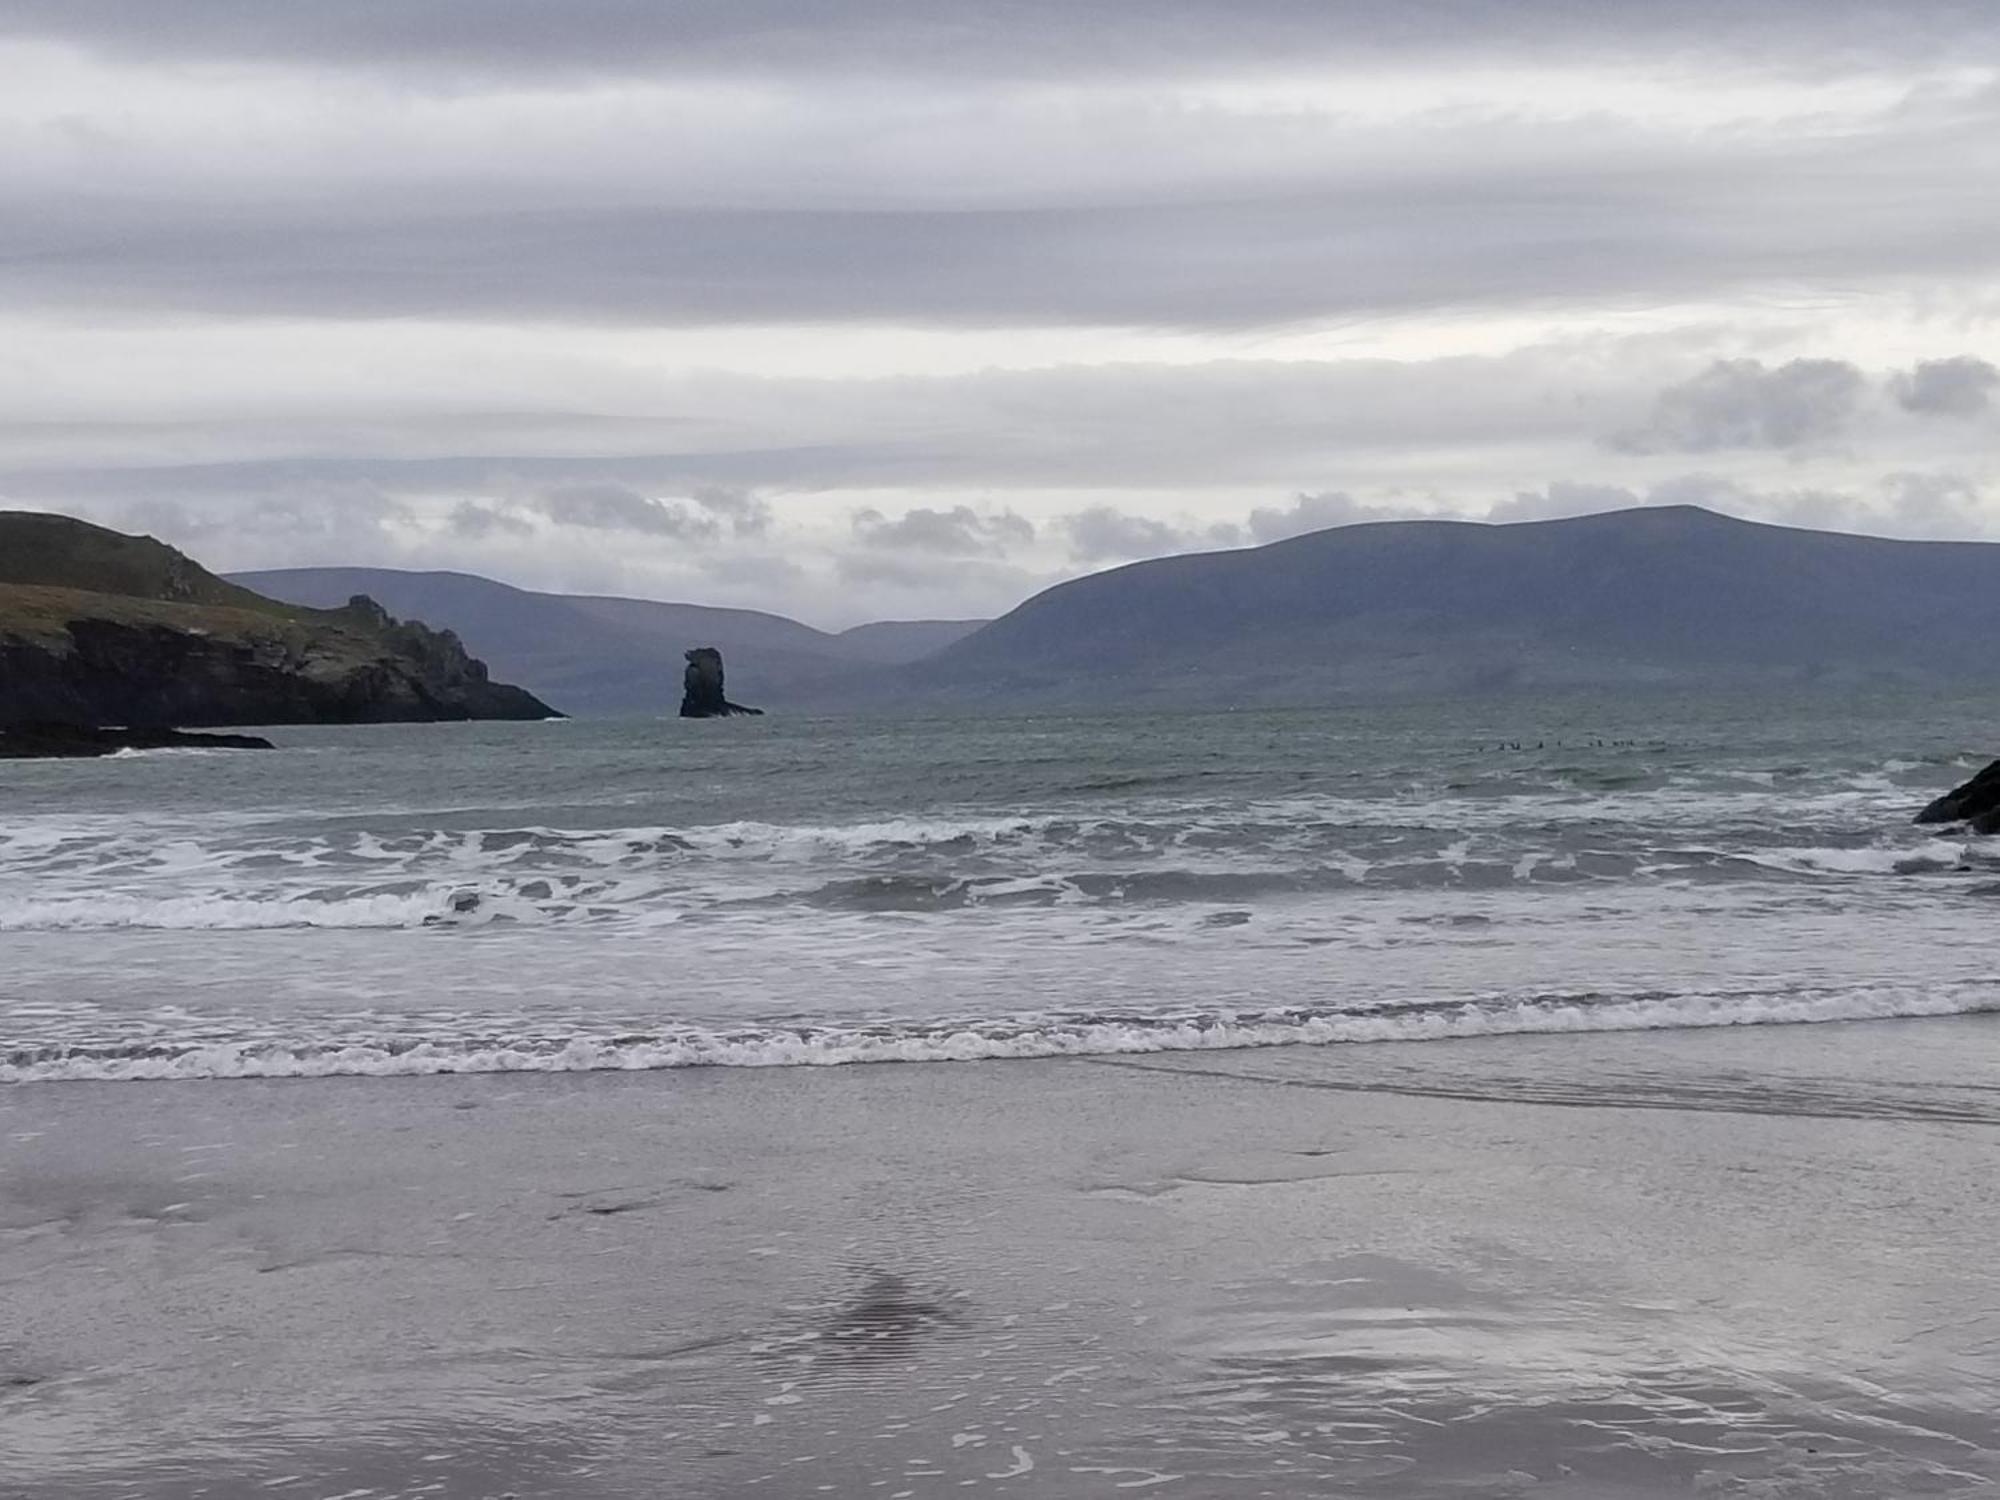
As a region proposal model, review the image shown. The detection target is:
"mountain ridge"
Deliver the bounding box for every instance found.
[66,503,2000,716]
[914,505,2000,705]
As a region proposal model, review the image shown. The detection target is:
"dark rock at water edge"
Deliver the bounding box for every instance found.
[0,512,561,726]
[1915,759,2000,835]
[680,647,763,718]
[0,723,275,759]
[0,602,557,727]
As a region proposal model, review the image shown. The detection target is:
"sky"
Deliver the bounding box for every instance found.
[3,2,1999,627]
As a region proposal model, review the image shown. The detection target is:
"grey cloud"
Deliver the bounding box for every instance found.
[690,485,773,538]
[1891,356,2000,417]
[1613,359,1866,453]
[1060,507,1234,563]
[3,336,1989,523]
[534,482,720,540]
[0,341,1766,498]
[851,505,1034,555]
[8,1,1993,76]
[10,162,1997,333]
[447,500,533,538]
[0,449,888,502]
[9,63,2000,335]
[1876,471,1989,535]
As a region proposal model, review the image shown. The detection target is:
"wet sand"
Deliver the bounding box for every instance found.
[4,1017,1999,1498]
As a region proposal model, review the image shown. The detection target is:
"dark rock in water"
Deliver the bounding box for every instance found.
[0,723,275,759]
[680,646,763,718]
[1916,760,2000,833]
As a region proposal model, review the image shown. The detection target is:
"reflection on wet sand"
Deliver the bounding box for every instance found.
[1151,1255,2000,1497]
[1,1408,617,1499]
[810,1271,969,1365]
[4,1018,1998,1496]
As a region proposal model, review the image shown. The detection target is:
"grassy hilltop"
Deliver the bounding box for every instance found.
[0,512,556,726]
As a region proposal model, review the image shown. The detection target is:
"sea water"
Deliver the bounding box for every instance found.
[3,687,1996,1083]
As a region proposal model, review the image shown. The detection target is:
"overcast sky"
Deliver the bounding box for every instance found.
[4,2,1998,626]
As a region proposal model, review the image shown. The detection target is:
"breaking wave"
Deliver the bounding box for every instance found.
[0,807,1982,931]
[8,981,1996,1084]
[0,890,512,932]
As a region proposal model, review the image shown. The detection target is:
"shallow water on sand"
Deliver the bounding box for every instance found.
[3,688,1997,1081]
[4,1020,1999,1497]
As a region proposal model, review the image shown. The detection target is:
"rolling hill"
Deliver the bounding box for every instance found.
[914,506,2000,705]
[225,508,2000,714]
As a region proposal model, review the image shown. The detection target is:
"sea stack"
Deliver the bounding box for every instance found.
[680,647,763,718]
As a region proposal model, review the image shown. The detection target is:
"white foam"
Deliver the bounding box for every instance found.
[8,982,1993,1084]
[1742,843,1969,877]
[0,889,486,932]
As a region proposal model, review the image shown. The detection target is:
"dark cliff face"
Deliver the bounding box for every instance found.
[1916,761,2000,835]
[0,603,556,727]
[0,513,558,727]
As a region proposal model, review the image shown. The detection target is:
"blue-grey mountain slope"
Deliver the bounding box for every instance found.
[230,567,982,715]
[917,506,2000,706]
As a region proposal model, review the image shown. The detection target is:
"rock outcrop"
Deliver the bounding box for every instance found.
[0,724,275,759]
[1916,760,2000,835]
[0,512,560,727]
[680,646,762,718]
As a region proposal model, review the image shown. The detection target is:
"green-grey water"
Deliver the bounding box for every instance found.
[3,687,1995,1082]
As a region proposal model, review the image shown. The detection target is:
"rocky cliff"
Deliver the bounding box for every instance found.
[1916,761,2000,835]
[0,513,558,726]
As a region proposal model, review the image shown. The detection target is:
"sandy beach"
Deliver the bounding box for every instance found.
[5,1016,1998,1499]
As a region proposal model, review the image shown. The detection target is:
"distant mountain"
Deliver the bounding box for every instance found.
[230,567,985,716]
[0,513,554,726]
[916,506,2000,705]
[831,619,993,664]
[225,508,2000,717]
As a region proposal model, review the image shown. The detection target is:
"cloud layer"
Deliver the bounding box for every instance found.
[0,5,1996,623]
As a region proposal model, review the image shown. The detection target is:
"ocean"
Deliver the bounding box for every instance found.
[5,688,1995,1082]
[8,689,2000,1497]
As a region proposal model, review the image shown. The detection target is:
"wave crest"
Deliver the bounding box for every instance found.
[9,982,1994,1084]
